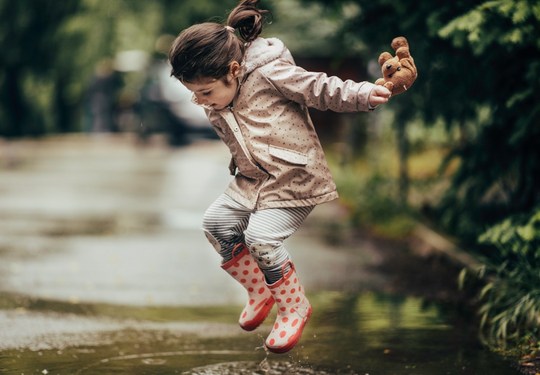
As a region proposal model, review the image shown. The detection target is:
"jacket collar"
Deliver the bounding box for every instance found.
[241,37,289,78]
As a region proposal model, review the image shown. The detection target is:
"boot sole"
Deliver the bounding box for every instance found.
[240,298,275,331]
[265,306,312,354]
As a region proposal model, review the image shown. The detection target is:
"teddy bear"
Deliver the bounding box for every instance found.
[375,36,417,96]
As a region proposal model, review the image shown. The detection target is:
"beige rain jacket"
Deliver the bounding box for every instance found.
[204,37,376,210]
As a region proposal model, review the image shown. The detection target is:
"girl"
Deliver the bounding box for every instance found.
[168,0,391,354]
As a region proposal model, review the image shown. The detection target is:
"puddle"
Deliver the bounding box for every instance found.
[77,350,252,374]
[185,360,346,374]
[0,292,520,375]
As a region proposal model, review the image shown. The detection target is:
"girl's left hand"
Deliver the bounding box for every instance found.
[369,85,392,108]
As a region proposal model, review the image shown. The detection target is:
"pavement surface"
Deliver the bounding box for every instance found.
[0,134,382,350]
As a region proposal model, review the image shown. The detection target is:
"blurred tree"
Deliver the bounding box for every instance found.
[305,0,540,244]
[0,0,249,138]
[435,0,540,243]
[158,0,240,37]
[0,0,81,137]
[302,0,487,206]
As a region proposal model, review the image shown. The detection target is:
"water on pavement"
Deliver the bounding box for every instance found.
[0,134,519,374]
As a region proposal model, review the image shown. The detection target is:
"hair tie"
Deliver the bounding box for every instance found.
[225,25,235,33]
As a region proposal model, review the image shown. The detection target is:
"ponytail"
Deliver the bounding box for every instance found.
[227,0,269,43]
[169,0,269,82]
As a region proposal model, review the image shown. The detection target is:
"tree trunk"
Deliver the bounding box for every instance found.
[3,66,25,137]
[396,119,409,206]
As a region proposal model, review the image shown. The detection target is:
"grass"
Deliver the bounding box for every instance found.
[325,122,453,239]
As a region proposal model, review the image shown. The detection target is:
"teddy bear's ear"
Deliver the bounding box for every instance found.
[378,52,393,66]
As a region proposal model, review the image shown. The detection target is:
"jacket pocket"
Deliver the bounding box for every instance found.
[268,145,308,166]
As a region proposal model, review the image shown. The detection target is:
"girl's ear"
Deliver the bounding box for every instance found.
[228,61,241,81]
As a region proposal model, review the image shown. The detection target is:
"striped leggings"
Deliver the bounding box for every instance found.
[202,193,313,283]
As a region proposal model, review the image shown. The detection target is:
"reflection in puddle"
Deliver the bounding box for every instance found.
[0,292,520,375]
[78,350,248,374]
[141,358,167,365]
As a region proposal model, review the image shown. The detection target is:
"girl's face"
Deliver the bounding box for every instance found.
[183,62,241,111]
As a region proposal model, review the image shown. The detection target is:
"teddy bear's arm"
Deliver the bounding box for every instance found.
[400,58,418,77]
[391,36,409,50]
[396,47,411,60]
[375,78,385,86]
[383,81,394,91]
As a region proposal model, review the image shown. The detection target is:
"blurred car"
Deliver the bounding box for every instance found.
[140,60,216,145]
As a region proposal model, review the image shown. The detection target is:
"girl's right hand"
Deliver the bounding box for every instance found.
[368,85,392,108]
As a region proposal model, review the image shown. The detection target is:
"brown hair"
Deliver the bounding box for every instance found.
[169,0,269,83]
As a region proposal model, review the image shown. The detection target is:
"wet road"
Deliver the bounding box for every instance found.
[0,134,520,374]
[0,134,378,307]
[0,135,378,347]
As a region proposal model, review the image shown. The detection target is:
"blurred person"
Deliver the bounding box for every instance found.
[85,59,122,133]
[168,0,391,354]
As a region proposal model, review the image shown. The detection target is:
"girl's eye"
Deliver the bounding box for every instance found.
[202,91,211,96]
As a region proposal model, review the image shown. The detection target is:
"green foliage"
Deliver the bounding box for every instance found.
[0,0,240,138]
[266,0,362,57]
[308,0,540,353]
[0,0,82,136]
[464,209,540,347]
[331,162,416,239]
[159,0,243,36]
[436,0,540,243]
[479,210,540,259]
[439,0,539,54]
[306,0,540,243]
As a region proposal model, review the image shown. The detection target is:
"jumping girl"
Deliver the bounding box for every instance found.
[168,0,391,354]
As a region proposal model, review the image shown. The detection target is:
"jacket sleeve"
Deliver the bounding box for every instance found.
[259,59,376,113]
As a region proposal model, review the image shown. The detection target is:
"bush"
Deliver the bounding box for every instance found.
[331,163,416,239]
[466,209,540,348]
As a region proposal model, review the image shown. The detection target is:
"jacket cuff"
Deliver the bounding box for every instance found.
[357,81,377,112]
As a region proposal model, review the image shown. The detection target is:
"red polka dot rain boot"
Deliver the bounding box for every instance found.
[221,243,275,331]
[265,263,312,354]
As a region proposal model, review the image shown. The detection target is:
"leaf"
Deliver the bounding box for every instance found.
[458,268,468,290]
[480,282,494,299]
[517,224,535,242]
